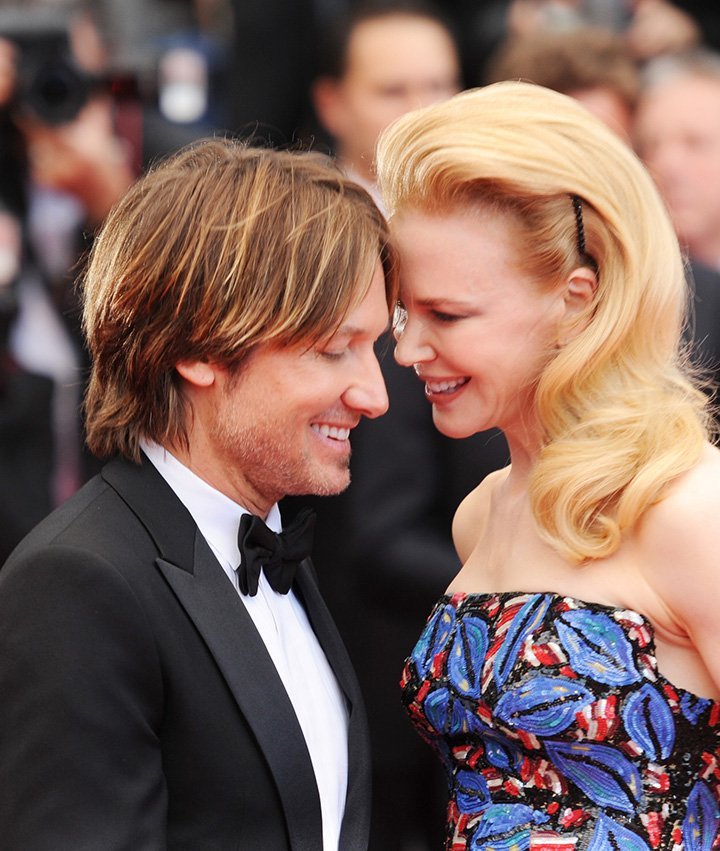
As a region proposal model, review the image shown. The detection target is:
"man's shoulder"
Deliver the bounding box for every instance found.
[7,473,111,558]
[3,458,162,570]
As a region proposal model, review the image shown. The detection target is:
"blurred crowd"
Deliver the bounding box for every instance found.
[2,1,720,850]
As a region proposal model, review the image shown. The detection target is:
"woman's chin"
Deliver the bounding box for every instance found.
[432,413,486,440]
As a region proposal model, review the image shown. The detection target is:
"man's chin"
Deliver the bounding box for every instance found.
[285,465,351,498]
[307,474,351,497]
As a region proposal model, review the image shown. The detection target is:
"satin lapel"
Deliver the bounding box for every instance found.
[158,538,323,851]
[102,457,323,851]
[295,562,372,851]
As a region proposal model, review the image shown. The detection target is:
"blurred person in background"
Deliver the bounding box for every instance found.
[0,3,135,561]
[447,1,717,93]
[635,50,720,272]
[494,0,720,70]
[312,0,461,208]
[91,0,227,158]
[303,4,509,849]
[634,49,720,393]
[484,25,640,138]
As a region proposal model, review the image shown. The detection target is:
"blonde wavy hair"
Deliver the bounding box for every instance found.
[376,81,711,562]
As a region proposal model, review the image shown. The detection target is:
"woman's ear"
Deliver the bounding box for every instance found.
[175,360,216,387]
[559,265,598,343]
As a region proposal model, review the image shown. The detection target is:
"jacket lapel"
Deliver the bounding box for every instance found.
[295,564,372,851]
[102,457,324,851]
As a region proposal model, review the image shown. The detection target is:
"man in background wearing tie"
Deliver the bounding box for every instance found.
[0,138,396,850]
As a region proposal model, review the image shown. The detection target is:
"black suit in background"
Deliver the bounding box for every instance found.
[0,366,53,563]
[0,455,371,851]
[285,340,509,850]
[224,0,321,146]
[689,259,720,395]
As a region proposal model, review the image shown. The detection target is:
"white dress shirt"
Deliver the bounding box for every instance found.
[142,441,348,850]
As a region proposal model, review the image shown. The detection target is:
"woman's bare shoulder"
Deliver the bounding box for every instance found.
[452,466,510,563]
[636,443,720,691]
[643,442,720,539]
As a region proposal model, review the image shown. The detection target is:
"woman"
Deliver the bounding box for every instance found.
[376,81,720,850]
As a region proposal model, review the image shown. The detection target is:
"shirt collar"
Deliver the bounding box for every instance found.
[140,440,282,570]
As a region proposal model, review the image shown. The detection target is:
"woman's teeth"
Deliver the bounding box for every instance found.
[425,377,469,395]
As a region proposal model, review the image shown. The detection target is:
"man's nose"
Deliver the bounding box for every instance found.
[343,350,389,419]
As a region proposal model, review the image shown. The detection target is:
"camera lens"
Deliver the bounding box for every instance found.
[24,57,90,124]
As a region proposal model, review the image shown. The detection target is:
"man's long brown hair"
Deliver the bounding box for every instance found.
[82,138,396,461]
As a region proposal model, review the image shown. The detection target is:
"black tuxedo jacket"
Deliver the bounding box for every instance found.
[0,456,370,850]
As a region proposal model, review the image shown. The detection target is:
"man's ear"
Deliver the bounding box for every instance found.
[560,266,597,342]
[311,76,345,138]
[175,360,216,387]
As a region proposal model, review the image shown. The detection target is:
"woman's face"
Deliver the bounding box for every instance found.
[392,205,567,445]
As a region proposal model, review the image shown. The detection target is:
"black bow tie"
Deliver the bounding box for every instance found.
[237,508,316,596]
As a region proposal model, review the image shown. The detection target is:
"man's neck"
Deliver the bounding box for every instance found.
[337,157,385,214]
[337,152,374,185]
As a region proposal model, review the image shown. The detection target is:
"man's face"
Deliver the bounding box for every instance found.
[568,86,633,138]
[180,262,390,516]
[320,15,460,181]
[634,74,720,263]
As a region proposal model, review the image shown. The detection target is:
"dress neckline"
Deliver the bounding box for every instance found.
[438,589,720,706]
[441,589,652,627]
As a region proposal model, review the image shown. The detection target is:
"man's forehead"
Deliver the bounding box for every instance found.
[346,15,454,67]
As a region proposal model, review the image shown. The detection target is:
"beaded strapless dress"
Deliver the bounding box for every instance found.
[401,591,720,850]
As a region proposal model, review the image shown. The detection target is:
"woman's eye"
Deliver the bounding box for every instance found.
[319,350,345,361]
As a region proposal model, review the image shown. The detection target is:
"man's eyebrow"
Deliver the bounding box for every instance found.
[329,323,382,340]
[332,324,362,337]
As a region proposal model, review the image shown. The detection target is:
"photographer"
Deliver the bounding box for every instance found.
[0,5,134,561]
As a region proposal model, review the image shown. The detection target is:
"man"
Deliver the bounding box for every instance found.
[0,139,396,850]
[311,0,461,208]
[633,49,720,388]
[634,50,720,270]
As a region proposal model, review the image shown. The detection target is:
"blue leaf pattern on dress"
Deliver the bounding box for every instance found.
[495,675,594,735]
[455,769,491,814]
[493,594,552,688]
[587,814,651,851]
[544,740,643,813]
[681,693,712,726]
[424,687,464,736]
[471,831,530,851]
[469,803,548,850]
[448,616,488,699]
[424,687,487,737]
[622,683,675,761]
[556,609,641,686]
[401,592,720,850]
[481,727,524,771]
[411,603,455,678]
[683,781,720,851]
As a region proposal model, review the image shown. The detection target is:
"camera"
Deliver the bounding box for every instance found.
[0,8,94,125]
